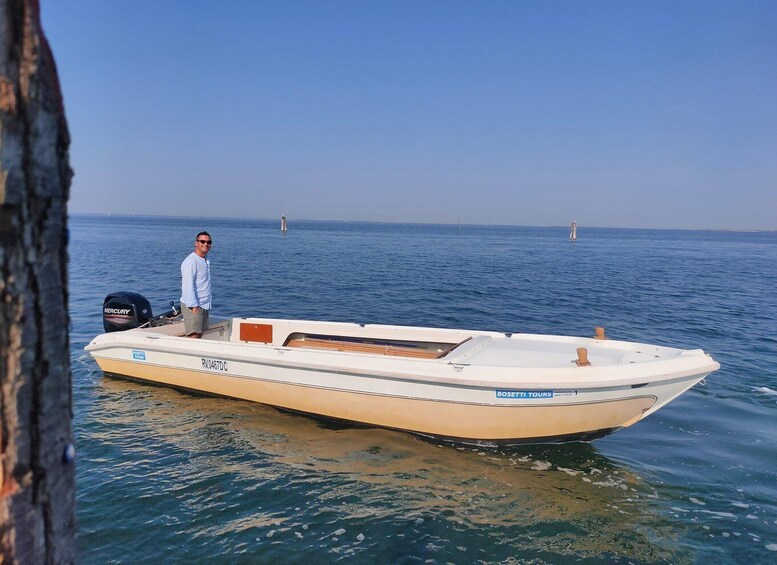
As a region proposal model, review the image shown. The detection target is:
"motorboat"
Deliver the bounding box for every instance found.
[86,292,720,445]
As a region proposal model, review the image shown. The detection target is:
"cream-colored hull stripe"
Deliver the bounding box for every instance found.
[96,358,655,440]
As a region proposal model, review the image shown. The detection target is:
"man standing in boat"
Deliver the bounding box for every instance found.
[180,231,212,338]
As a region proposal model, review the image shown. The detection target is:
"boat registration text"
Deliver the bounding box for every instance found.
[202,358,229,372]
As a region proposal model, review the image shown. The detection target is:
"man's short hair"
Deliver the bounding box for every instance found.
[196,231,211,240]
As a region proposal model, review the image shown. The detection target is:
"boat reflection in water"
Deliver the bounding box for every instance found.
[82,376,688,562]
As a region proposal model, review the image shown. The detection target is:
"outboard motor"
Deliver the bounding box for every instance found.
[103,291,153,333]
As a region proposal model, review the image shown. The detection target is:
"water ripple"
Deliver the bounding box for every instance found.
[69,216,777,563]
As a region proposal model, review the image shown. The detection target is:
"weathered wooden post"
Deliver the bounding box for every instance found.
[1,0,76,562]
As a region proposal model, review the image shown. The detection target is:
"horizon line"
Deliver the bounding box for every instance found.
[67,212,777,233]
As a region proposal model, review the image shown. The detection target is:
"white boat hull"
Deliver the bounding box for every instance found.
[86,317,719,444]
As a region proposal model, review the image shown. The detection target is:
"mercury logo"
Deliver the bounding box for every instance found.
[104,308,132,315]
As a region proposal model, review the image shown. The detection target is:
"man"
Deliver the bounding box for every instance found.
[180,231,212,338]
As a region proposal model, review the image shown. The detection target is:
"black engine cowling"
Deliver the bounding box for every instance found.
[103,291,153,333]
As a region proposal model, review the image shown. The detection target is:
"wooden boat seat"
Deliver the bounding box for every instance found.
[285,337,444,359]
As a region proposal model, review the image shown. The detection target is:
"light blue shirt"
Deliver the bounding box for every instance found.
[180,252,211,310]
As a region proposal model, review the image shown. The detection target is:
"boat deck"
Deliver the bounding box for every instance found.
[162,319,464,360]
[284,336,449,359]
[140,317,690,370]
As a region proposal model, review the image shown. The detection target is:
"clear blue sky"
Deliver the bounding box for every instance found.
[42,1,777,229]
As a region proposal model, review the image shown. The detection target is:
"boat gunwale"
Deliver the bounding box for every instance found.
[86,332,719,391]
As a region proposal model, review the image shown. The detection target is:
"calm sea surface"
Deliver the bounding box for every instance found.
[69,214,777,563]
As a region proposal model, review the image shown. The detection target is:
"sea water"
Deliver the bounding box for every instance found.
[69,215,777,563]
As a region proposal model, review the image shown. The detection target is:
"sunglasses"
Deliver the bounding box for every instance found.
[197,240,212,244]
